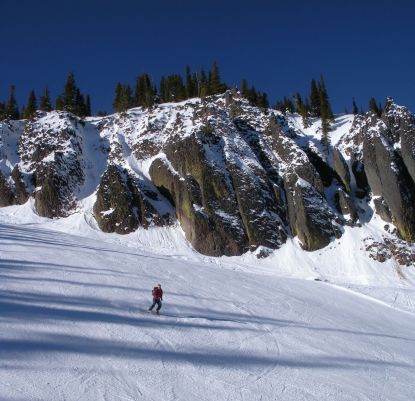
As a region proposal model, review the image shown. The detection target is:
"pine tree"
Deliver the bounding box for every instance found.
[317,76,333,151]
[295,93,309,128]
[5,85,20,120]
[0,102,5,120]
[241,79,248,97]
[23,90,37,119]
[199,69,209,97]
[185,65,194,98]
[63,72,78,113]
[134,74,155,108]
[274,100,284,111]
[85,95,91,116]
[113,83,132,113]
[303,97,311,127]
[207,69,213,96]
[310,79,320,117]
[191,72,198,98]
[276,96,295,113]
[369,97,380,116]
[352,98,358,115]
[294,93,304,113]
[321,117,331,151]
[318,76,334,120]
[163,74,185,102]
[40,87,52,111]
[121,84,132,111]
[113,83,123,112]
[175,75,186,101]
[246,86,257,105]
[159,76,166,103]
[142,74,154,107]
[55,96,64,110]
[209,61,224,95]
[259,92,269,109]
[113,83,122,112]
[60,72,89,116]
[285,97,295,113]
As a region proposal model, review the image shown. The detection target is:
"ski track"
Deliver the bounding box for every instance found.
[0,222,415,400]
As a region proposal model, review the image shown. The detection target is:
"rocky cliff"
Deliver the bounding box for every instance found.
[0,92,414,262]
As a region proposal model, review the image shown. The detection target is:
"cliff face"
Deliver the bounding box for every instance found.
[0,93,414,259]
[338,99,415,242]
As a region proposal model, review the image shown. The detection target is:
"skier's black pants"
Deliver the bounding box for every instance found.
[149,298,162,311]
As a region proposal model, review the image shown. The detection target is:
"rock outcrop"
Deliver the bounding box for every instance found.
[335,189,358,223]
[93,164,166,234]
[382,98,415,183]
[263,119,341,250]
[150,154,247,256]
[1,93,414,258]
[339,114,370,197]
[19,112,86,217]
[0,170,15,206]
[332,147,351,193]
[363,134,415,241]
[336,101,415,242]
[11,166,29,204]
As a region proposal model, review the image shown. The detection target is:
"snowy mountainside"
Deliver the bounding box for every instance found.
[0,92,414,263]
[1,94,415,399]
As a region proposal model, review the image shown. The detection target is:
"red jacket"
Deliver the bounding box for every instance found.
[152,287,163,300]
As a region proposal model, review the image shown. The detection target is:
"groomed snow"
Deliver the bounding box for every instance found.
[0,203,415,401]
[1,104,414,400]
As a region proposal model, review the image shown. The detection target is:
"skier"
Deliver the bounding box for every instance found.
[148,284,163,315]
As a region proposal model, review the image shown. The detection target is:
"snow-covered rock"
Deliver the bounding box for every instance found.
[0,93,414,258]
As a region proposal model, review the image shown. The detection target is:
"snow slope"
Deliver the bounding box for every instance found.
[1,212,415,400]
[1,106,415,400]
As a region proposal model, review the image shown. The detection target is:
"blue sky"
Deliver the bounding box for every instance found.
[1,0,414,114]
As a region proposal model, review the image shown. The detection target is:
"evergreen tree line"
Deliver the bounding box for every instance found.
[368,97,383,117]
[0,66,385,122]
[113,62,230,112]
[273,76,334,146]
[274,76,385,148]
[55,72,91,117]
[274,81,383,121]
[112,63,272,113]
[275,77,333,119]
[348,97,382,116]
[0,72,91,120]
[240,79,269,109]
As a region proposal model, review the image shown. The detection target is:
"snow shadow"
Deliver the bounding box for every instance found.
[0,399,28,401]
[356,197,374,224]
[0,224,170,262]
[0,258,143,280]
[0,285,413,343]
[0,288,135,313]
[0,270,142,292]
[0,259,220,302]
[0,288,260,333]
[164,304,415,342]
[0,333,410,371]
[0,253,413,343]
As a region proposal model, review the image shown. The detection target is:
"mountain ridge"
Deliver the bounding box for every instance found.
[0,91,414,264]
